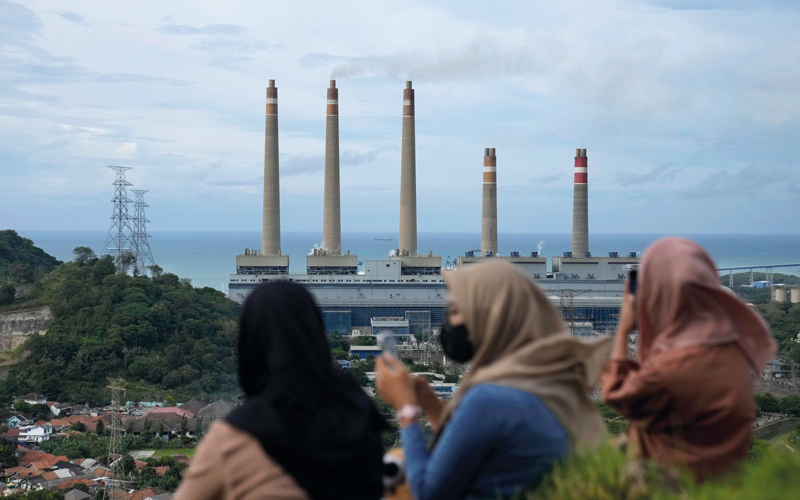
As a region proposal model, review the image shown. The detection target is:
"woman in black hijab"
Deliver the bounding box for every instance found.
[174,282,388,500]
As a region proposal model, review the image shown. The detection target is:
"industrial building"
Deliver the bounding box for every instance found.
[228,80,638,336]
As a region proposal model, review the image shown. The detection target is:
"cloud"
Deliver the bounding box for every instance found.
[56,11,87,25]
[0,0,42,44]
[282,147,394,176]
[158,23,247,37]
[529,172,564,184]
[615,162,681,186]
[115,142,138,156]
[330,37,551,81]
[298,53,342,69]
[157,21,273,56]
[679,164,791,198]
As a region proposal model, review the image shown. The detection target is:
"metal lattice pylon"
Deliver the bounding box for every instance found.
[102,166,136,272]
[105,377,126,499]
[131,189,156,275]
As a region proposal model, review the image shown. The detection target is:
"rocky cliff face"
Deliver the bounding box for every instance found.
[0,306,52,351]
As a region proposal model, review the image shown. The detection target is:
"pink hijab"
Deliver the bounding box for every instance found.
[638,237,776,372]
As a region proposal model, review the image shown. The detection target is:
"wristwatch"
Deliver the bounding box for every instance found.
[396,404,422,422]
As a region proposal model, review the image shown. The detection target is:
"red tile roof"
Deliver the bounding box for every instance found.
[56,478,95,490]
[154,466,170,477]
[93,467,113,478]
[144,407,195,418]
[41,471,59,481]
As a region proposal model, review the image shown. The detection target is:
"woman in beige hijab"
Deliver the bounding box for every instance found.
[376,260,611,500]
[601,237,776,481]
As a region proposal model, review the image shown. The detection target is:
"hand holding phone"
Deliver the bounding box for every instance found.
[377,332,398,360]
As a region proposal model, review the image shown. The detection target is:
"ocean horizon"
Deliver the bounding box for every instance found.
[14,230,800,292]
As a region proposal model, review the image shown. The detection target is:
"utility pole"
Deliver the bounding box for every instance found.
[105,377,126,499]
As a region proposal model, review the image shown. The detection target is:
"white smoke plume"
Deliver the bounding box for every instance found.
[537,240,545,255]
[388,249,397,257]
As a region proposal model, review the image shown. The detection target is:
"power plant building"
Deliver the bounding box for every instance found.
[228,81,637,335]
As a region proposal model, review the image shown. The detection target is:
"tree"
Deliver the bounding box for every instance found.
[121,453,136,475]
[352,335,377,346]
[95,419,105,436]
[755,393,781,414]
[70,422,87,432]
[72,246,97,265]
[0,284,14,305]
[147,264,163,277]
[780,395,800,416]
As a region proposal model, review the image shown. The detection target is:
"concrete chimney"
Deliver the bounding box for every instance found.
[322,80,341,255]
[262,80,281,256]
[399,81,417,256]
[481,148,497,256]
[572,148,589,257]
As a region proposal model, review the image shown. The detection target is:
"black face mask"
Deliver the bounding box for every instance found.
[440,320,475,362]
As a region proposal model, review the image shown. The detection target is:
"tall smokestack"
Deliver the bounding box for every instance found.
[399,81,417,256]
[262,80,281,256]
[572,148,588,256]
[323,80,341,254]
[481,148,497,256]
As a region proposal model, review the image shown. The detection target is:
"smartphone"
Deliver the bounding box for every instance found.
[628,269,638,296]
[377,332,398,359]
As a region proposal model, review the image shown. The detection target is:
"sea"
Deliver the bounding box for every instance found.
[18,230,800,293]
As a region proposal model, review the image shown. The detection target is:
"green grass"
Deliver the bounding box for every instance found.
[149,448,196,458]
[525,441,800,500]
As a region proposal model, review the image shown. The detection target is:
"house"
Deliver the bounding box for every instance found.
[50,402,73,417]
[128,487,168,500]
[196,399,234,420]
[18,423,54,443]
[143,407,195,419]
[7,414,34,428]
[2,427,21,442]
[16,393,47,405]
[179,399,207,415]
[57,478,95,490]
[65,490,92,500]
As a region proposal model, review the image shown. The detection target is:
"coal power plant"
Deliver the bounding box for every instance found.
[229,80,639,338]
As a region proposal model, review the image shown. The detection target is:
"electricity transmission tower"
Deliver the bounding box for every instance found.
[131,189,155,275]
[102,167,136,272]
[105,377,126,499]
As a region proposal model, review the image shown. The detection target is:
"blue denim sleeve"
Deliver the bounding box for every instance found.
[401,391,498,500]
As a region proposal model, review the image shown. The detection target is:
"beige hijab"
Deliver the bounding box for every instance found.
[439,261,612,449]
[639,237,776,371]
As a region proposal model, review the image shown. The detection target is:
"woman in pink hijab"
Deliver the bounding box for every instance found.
[601,237,776,481]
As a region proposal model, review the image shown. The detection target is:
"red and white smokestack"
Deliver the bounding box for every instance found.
[262,79,281,256]
[481,148,497,256]
[399,81,417,256]
[572,148,588,257]
[322,80,341,255]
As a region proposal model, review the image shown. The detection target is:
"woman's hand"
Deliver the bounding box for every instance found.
[612,282,636,361]
[412,376,446,430]
[376,354,418,410]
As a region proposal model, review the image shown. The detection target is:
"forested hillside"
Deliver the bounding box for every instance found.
[0,230,62,283]
[0,248,241,404]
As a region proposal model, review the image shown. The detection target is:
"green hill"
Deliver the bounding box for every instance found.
[0,241,240,404]
[0,230,62,283]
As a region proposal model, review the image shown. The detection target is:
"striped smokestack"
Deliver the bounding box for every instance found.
[572,148,589,256]
[399,81,417,255]
[322,80,341,255]
[262,79,281,256]
[481,148,497,256]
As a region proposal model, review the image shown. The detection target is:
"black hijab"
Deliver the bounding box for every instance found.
[226,282,388,500]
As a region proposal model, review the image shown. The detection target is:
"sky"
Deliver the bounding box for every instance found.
[1,0,800,235]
